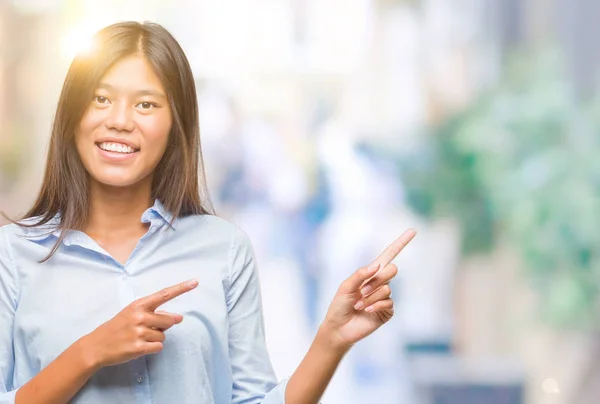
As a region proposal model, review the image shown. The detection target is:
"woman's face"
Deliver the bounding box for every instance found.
[75,55,172,188]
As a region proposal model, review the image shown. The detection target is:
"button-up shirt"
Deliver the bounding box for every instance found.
[0,200,288,403]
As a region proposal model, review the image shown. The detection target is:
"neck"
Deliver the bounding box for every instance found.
[85,178,153,239]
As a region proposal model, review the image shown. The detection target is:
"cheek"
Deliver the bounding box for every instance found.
[78,109,104,134]
[139,115,171,158]
[75,111,102,155]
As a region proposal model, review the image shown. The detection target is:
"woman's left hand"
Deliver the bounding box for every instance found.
[322,229,416,350]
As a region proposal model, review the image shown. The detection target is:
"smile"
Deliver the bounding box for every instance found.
[96,142,139,154]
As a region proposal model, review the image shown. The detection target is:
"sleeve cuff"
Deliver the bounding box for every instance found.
[0,388,18,404]
[261,378,290,404]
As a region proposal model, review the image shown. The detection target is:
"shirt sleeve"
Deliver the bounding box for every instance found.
[0,227,19,404]
[227,226,288,404]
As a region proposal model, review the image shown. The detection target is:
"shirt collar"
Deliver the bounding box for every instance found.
[21,198,176,243]
[141,198,176,230]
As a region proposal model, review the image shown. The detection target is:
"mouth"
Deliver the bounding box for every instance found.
[95,141,140,155]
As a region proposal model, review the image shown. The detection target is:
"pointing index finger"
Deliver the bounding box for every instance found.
[137,279,199,311]
[372,228,417,268]
[340,229,417,294]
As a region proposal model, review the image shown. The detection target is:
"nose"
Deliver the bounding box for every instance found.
[105,101,135,132]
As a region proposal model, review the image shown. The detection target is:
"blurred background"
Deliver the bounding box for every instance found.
[1,0,599,403]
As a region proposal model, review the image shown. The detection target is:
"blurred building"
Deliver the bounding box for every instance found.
[2,1,599,404]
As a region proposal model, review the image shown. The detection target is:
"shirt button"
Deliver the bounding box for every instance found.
[137,375,144,383]
[122,273,128,280]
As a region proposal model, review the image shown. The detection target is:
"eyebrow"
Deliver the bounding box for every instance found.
[96,82,167,99]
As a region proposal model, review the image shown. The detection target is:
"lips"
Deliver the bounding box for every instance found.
[94,137,140,152]
[96,141,138,154]
[94,140,140,162]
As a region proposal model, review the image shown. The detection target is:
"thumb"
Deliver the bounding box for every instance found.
[156,310,183,324]
[339,262,381,294]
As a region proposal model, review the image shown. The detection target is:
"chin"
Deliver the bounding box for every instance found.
[91,172,148,188]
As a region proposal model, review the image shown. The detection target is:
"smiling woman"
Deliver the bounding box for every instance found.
[76,55,171,186]
[19,22,211,262]
[0,20,415,404]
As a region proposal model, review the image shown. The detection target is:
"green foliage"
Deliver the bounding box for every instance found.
[400,51,600,329]
[0,122,26,190]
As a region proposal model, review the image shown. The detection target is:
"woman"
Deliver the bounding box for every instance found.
[0,21,415,404]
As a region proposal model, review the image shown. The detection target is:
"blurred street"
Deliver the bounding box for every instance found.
[2,1,600,403]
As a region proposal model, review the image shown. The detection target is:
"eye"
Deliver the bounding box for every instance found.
[137,102,157,110]
[93,95,110,104]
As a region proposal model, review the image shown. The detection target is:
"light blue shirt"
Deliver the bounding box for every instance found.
[0,200,288,403]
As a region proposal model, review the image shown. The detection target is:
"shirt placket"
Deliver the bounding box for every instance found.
[67,219,162,403]
[120,220,162,403]
[131,356,152,403]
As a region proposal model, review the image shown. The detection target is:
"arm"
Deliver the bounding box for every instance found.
[14,279,195,404]
[283,323,349,404]
[0,226,196,404]
[0,227,19,403]
[227,228,284,403]
[227,227,416,404]
[0,227,98,404]
[13,341,99,404]
[226,244,350,404]
[286,229,417,404]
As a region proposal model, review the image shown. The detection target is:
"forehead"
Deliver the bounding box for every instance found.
[98,55,165,93]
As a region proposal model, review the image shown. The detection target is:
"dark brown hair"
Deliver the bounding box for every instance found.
[17,21,213,261]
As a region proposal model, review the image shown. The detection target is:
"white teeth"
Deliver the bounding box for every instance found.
[98,142,136,154]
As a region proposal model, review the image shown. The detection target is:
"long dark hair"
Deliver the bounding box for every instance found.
[16,21,213,261]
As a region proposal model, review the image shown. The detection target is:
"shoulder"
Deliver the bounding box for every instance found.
[2,213,59,235]
[176,214,253,250]
[1,215,59,245]
[0,218,53,262]
[0,224,20,287]
[0,222,29,243]
[176,215,256,286]
[0,223,9,248]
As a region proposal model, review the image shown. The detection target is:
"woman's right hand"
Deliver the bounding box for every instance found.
[78,279,199,369]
